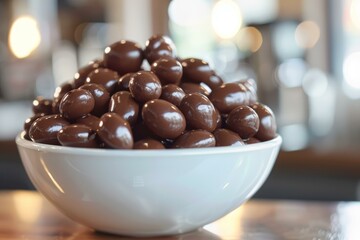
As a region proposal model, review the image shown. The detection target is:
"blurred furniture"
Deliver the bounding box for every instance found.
[0,190,353,239]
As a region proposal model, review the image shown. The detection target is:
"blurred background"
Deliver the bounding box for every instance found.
[0,0,360,201]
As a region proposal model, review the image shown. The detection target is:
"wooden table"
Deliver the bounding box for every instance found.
[0,191,355,239]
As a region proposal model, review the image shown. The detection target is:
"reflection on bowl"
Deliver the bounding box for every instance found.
[16,132,281,237]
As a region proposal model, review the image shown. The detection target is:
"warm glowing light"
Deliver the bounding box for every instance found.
[204,205,244,237]
[236,27,263,52]
[8,16,41,59]
[40,159,65,194]
[13,192,42,222]
[343,51,360,89]
[350,0,360,29]
[168,0,210,26]
[212,0,242,39]
[295,21,320,49]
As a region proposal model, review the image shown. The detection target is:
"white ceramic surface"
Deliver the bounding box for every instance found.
[16,132,282,237]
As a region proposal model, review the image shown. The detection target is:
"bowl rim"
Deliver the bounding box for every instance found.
[16,132,282,157]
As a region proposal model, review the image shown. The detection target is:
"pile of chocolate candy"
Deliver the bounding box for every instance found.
[24,35,277,149]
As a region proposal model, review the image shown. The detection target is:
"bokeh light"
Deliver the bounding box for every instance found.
[212,0,243,39]
[350,0,360,29]
[302,68,328,97]
[343,51,360,89]
[272,21,303,61]
[236,27,263,53]
[168,0,210,27]
[8,16,41,59]
[276,58,307,88]
[295,20,321,49]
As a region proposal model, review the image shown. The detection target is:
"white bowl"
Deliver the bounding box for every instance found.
[16,132,282,237]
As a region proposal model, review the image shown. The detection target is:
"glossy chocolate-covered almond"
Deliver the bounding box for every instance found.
[86,68,119,94]
[52,81,73,114]
[97,113,133,149]
[151,58,182,85]
[129,71,162,103]
[133,139,165,149]
[172,130,215,148]
[24,113,45,140]
[76,114,101,131]
[180,82,210,96]
[213,128,244,147]
[73,60,103,88]
[244,137,261,144]
[251,103,277,141]
[32,97,53,115]
[29,114,69,145]
[144,35,176,64]
[53,81,73,100]
[209,83,249,114]
[131,122,159,141]
[79,83,110,117]
[160,84,186,107]
[236,79,258,105]
[226,105,259,139]
[181,58,223,89]
[59,89,95,120]
[117,73,134,91]
[57,124,98,148]
[142,99,186,139]
[109,91,139,125]
[179,93,217,132]
[215,108,222,129]
[104,40,143,75]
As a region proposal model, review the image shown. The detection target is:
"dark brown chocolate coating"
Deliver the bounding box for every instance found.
[215,108,222,129]
[32,97,53,115]
[151,58,182,85]
[160,84,186,107]
[133,139,165,149]
[97,113,133,149]
[209,83,249,114]
[73,60,103,88]
[172,130,215,148]
[86,68,119,94]
[57,124,98,148]
[181,58,223,89]
[52,81,73,114]
[103,40,143,75]
[29,114,69,145]
[236,80,258,105]
[53,81,73,100]
[142,99,186,139]
[251,103,277,141]
[180,82,210,96]
[226,106,259,139]
[76,114,101,131]
[131,122,159,141]
[129,71,162,103]
[144,35,176,64]
[59,89,95,120]
[213,128,244,147]
[179,93,217,132]
[24,113,45,140]
[109,91,139,125]
[79,83,110,117]
[244,137,261,144]
[117,73,134,91]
